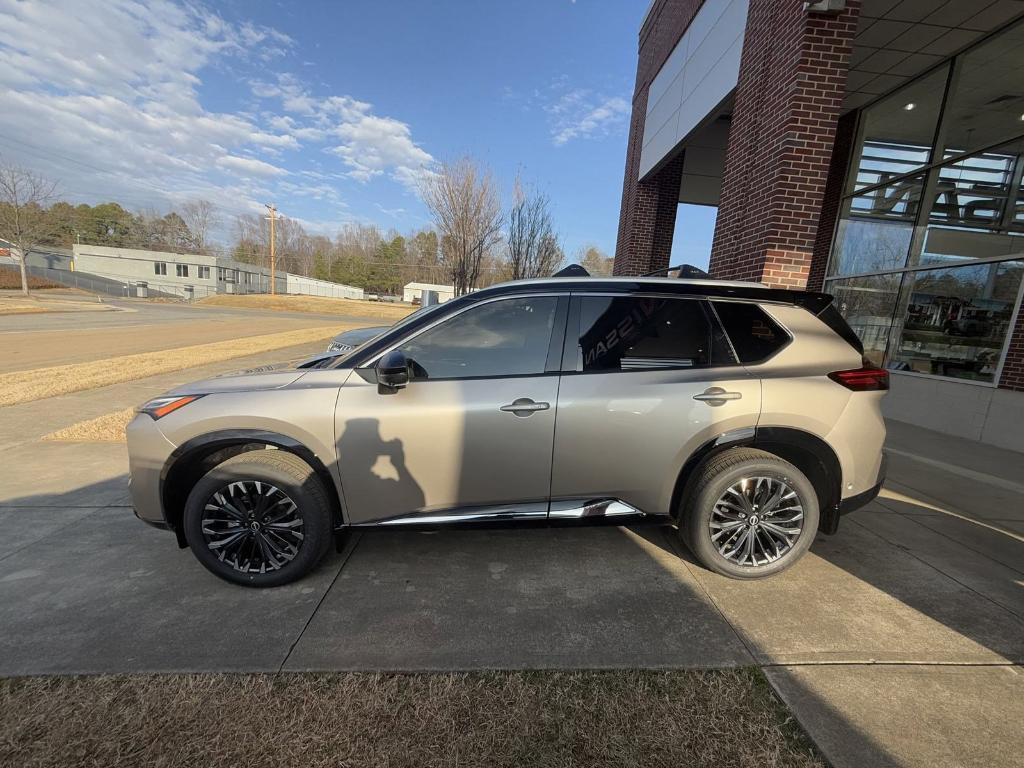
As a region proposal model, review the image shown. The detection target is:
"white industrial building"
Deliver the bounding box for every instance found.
[402,282,455,304]
[70,245,362,300]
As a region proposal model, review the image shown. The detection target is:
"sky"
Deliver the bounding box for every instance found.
[0,0,715,266]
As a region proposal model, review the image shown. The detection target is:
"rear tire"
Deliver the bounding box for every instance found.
[680,448,818,579]
[183,449,333,587]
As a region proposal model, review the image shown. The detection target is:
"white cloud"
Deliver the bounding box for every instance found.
[251,73,434,190]
[0,0,303,218]
[547,89,630,146]
[0,0,433,234]
[216,154,287,177]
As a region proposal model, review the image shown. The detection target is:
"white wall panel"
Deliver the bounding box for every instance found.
[639,0,749,178]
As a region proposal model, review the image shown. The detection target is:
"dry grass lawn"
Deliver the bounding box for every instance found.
[0,294,113,315]
[0,324,351,408]
[200,293,415,321]
[0,300,50,315]
[0,669,823,768]
[42,407,135,442]
[0,266,63,290]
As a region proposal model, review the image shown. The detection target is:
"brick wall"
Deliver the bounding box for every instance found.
[614,0,704,276]
[614,151,685,276]
[708,0,861,289]
[1000,308,1024,391]
[807,110,857,291]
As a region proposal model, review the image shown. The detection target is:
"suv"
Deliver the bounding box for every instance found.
[127,277,887,587]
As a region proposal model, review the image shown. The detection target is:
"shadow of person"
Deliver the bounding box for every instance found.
[336,418,425,521]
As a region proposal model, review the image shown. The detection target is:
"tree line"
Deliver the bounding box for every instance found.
[1,156,612,296]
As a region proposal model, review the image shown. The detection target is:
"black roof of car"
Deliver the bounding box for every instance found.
[458,276,833,314]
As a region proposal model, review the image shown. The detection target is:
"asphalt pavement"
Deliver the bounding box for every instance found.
[0,302,1021,767]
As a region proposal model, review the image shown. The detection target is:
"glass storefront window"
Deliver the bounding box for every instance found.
[850,65,948,192]
[829,175,923,275]
[888,261,1024,383]
[940,23,1024,157]
[914,139,1024,269]
[827,274,902,366]
[827,18,1024,384]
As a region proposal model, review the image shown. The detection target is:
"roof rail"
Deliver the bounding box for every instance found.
[641,263,711,279]
[552,263,590,277]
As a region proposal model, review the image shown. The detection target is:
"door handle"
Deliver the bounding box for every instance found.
[500,398,550,416]
[693,388,742,405]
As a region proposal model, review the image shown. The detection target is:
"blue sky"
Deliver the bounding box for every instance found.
[0,0,715,266]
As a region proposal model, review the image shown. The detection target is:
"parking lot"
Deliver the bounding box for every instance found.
[1,297,1022,768]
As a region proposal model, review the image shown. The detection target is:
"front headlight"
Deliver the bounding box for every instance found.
[138,395,203,420]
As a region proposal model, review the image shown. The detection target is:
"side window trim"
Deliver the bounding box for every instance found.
[705,301,740,364]
[564,293,741,374]
[544,296,570,374]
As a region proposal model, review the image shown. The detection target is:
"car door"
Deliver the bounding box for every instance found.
[336,294,568,525]
[550,293,761,518]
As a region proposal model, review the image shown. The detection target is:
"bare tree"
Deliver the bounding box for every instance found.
[180,199,219,253]
[0,160,57,295]
[420,157,502,296]
[576,244,613,276]
[506,175,562,280]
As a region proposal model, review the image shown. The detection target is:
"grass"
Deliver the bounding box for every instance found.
[199,293,415,321]
[0,324,353,408]
[0,300,50,315]
[42,407,135,442]
[0,294,111,316]
[0,669,823,768]
[0,265,63,290]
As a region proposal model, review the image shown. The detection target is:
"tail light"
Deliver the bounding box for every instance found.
[828,366,889,391]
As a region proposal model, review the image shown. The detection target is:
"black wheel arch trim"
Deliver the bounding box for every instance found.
[673,425,844,535]
[160,429,344,547]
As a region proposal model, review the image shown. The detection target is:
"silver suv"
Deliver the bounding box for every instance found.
[127,277,888,587]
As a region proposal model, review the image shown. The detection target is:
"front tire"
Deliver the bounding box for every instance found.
[681,448,818,579]
[183,450,333,587]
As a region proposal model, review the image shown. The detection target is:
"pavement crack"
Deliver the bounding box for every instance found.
[276,531,362,674]
[657,525,760,665]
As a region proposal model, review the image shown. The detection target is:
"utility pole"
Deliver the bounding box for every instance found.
[264,203,277,295]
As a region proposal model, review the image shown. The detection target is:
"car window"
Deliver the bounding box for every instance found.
[398,296,558,380]
[712,301,790,363]
[576,296,729,372]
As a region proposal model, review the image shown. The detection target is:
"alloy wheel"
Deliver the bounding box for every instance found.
[201,480,304,573]
[709,476,804,568]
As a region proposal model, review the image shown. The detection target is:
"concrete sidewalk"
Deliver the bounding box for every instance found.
[0,416,1021,766]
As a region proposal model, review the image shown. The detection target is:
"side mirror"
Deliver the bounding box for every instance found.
[377,349,410,394]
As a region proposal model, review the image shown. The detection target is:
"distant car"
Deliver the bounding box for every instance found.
[326,325,388,354]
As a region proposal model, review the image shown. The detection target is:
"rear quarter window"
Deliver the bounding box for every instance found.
[712,302,790,364]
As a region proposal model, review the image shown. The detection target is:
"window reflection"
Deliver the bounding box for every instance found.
[827,17,1024,384]
[941,23,1024,156]
[888,262,1024,382]
[576,296,719,372]
[851,65,948,190]
[914,139,1024,269]
[828,274,901,366]
[399,297,557,380]
[830,176,923,275]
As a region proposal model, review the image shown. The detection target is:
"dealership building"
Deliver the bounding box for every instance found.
[616,0,1024,450]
